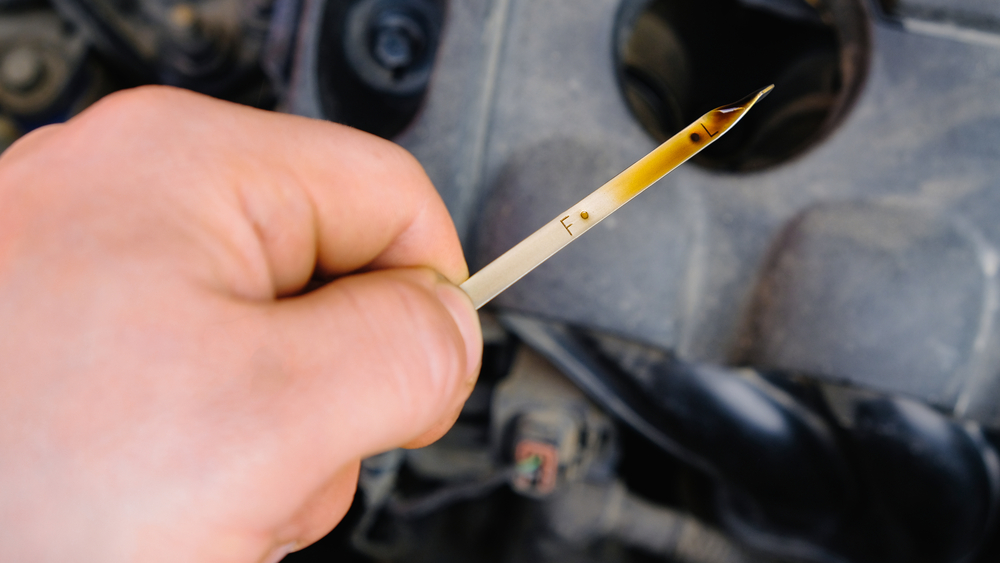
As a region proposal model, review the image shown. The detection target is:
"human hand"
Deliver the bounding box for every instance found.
[0,87,482,562]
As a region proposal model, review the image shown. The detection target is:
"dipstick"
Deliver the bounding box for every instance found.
[460,85,774,310]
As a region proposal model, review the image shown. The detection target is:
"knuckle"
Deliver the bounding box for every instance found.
[72,86,203,141]
[396,147,435,192]
[372,138,433,192]
[0,124,62,166]
[87,85,187,118]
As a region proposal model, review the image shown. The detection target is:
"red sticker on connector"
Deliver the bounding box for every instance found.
[513,440,559,496]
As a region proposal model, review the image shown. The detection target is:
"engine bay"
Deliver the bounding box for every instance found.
[4,1,1000,561]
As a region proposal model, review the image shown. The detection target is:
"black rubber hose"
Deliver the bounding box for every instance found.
[501,313,854,538]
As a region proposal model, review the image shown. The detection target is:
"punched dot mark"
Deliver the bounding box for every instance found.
[580,211,589,219]
[690,132,701,142]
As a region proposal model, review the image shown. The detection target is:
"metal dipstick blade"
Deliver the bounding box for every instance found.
[460,85,774,309]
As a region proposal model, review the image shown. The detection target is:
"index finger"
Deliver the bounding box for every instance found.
[57,86,467,296]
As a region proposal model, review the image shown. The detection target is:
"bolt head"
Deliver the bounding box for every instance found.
[370,10,426,73]
[1,47,45,93]
[373,27,412,70]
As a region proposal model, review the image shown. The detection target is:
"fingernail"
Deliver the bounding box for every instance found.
[435,282,483,382]
[262,541,297,563]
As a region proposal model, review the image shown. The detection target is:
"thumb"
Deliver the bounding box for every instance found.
[267,267,483,463]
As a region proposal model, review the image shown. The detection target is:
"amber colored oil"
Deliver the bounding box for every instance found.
[605,84,773,204]
[460,85,773,309]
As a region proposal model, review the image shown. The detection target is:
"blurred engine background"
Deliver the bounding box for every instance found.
[5,1,1000,562]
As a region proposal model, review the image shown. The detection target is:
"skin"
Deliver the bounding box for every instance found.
[0,86,483,562]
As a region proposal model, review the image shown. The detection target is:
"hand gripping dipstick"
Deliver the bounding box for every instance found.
[460,85,774,309]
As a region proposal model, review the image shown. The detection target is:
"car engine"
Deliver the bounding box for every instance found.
[4,1,1000,562]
